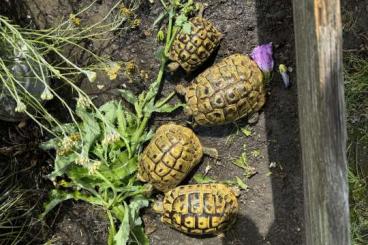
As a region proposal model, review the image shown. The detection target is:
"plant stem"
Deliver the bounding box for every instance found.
[129,7,177,154]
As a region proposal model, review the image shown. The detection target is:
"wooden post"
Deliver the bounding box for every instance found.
[293,0,350,245]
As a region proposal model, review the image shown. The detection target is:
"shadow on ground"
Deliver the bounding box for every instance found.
[255,1,304,244]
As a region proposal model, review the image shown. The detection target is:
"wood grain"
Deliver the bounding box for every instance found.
[293,0,350,244]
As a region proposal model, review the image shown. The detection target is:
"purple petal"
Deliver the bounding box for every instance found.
[251,43,274,73]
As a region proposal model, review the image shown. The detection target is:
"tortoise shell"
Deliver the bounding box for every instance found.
[159,183,238,235]
[177,54,266,126]
[138,123,203,192]
[169,17,222,72]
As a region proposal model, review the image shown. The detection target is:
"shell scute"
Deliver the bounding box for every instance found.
[159,184,238,235]
[181,54,266,126]
[138,124,203,192]
[169,17,222,72]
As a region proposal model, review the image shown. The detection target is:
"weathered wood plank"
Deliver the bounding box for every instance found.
[292,0,350,244]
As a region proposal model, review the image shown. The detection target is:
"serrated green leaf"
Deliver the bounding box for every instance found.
[235,176,248,190]
[240,127,252,137]
[129,197,149,226]
[233,152,248,169]
[67,165,109,190]
[76,107,101,155]
[131,226,149,245]
[182,22,192,34]
[114,203,130,245]
[39,138,60,151]
[193,173,216,184]
[153,103,184,113]
[139,129,154,145]
[97,152,138,185]
[120,89,138,105]
[251,149,261,158]
[175,14,188,27]
[99,101,119,124]
[40,189,74,219]
[48,153,78,180]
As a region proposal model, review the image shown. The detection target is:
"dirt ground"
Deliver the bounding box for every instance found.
[1,0,367,244]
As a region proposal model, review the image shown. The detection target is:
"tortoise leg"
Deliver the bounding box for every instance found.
[167,61,180,72]
[247,112,259,124]
[152,200,164,214]
[203,147,219,159]
[196,3,207,18]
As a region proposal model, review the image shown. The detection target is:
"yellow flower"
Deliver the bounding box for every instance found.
[101,131,120,145]
[69,14,81,26]
[120,6,133,17]
[131,18,141,28]
[156,30,165,42]
[41,87,54,100]
[125,61,136,75]
[57,133,80,156]
[76,155,89,166]
[84,70,97,83]
[15,101,26,112]
[76,95,91,109]
[88,161,102,175]
[104,62,121,80]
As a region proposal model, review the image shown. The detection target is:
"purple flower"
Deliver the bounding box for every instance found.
[251,43,274,73]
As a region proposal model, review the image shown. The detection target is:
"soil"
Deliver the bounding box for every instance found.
[1,0,366,244]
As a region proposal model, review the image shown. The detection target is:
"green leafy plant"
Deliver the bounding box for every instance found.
[0,0,139,136]
[40,1,198,244]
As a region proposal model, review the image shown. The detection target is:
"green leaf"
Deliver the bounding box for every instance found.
[153,103,184,113]
[67,165,109,190]
[48,153,78,180]
[100,153,138,184]
[39,138,59,151]
[76,107,101,155]
[40,189,74,219]
[129,197,149,226]
[99,101,119,124]
[182,22,192,34]
[175,14,188,27]
[131,226,149,245]
[235,176,248,190]
[114,203,130,245]
[120,89,138,105]
[138,129,154,145]
[193,173,216,184]
[240,127,252,137]
[233,152,248,169]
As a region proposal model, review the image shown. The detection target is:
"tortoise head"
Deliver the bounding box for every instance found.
[167,61,180,72]
[152,199,164,214]
[175,84,187,96]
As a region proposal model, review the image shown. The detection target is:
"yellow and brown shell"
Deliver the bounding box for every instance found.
[157,183,238,235]
[177,54,266,126]
[138,123,203,192]
[169,17,222,72]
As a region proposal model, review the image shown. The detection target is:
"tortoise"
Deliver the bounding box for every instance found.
[176,53,266,126]
[167,16,223,73]
[153,183,239,235]
[138,123,217,192]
